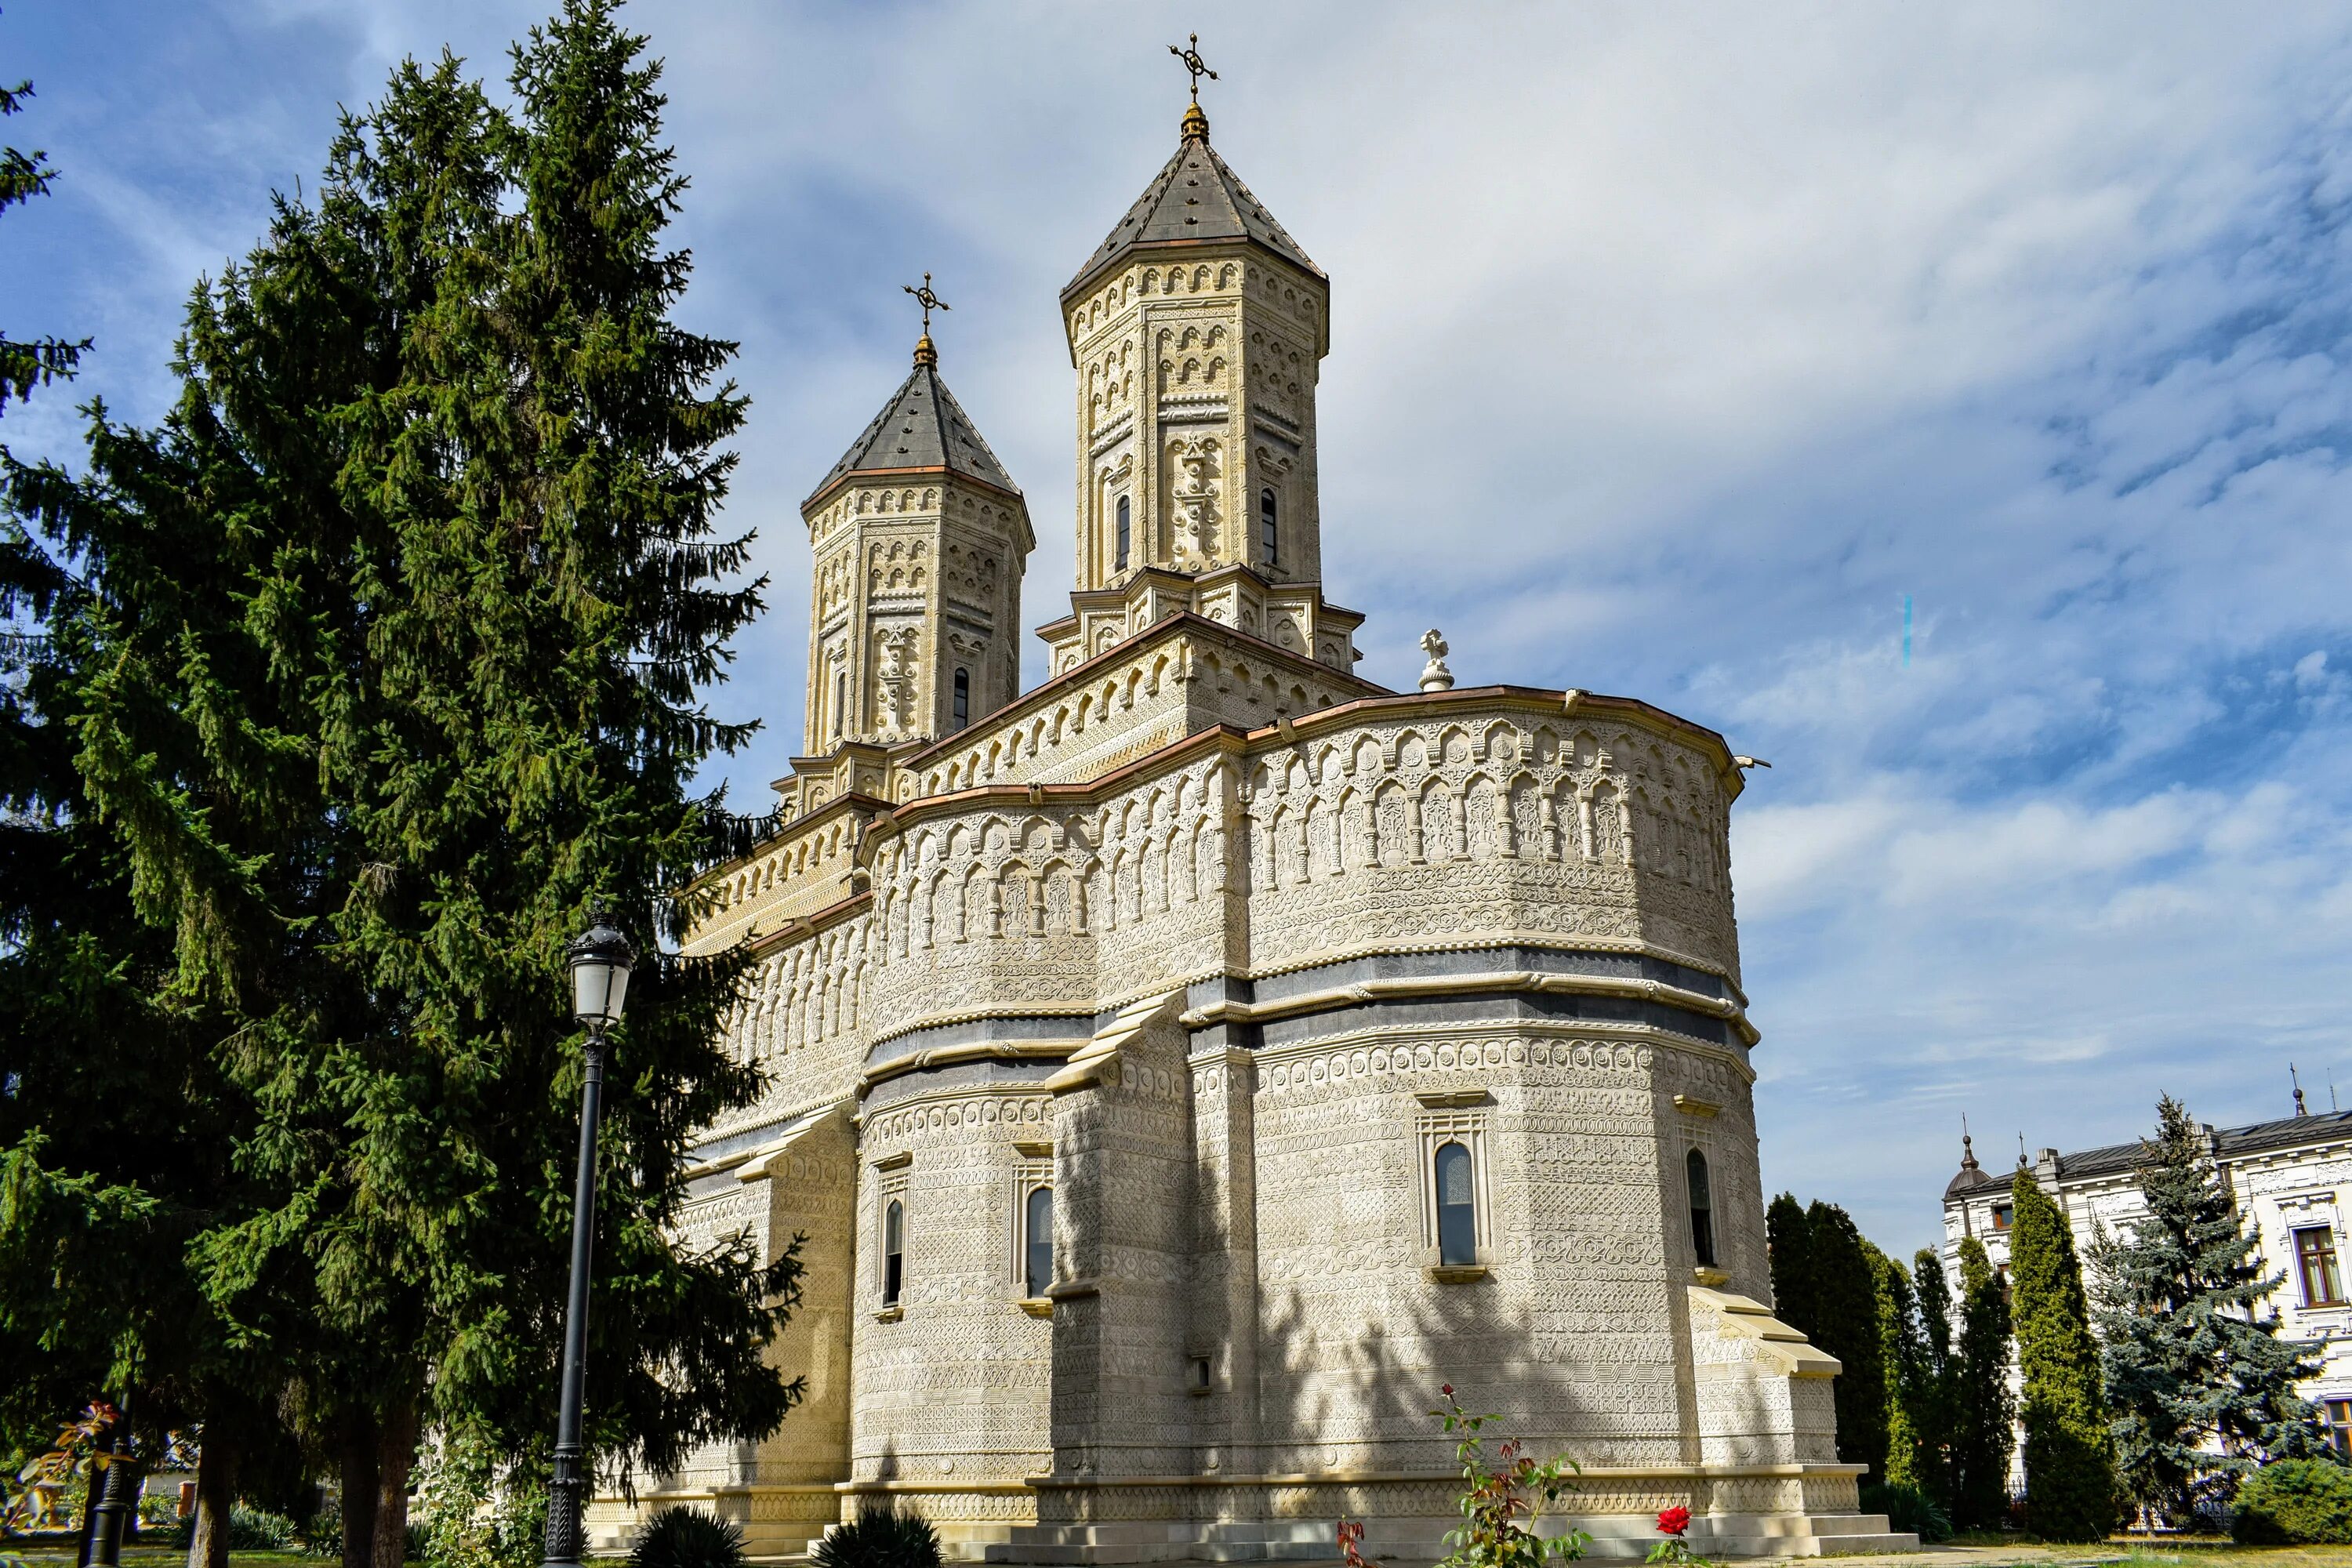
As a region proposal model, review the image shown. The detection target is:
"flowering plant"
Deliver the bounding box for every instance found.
[1341,1385,1589,1568]
[1643,1504,1710,1567]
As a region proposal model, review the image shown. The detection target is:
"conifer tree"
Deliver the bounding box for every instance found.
[1950,1236,2016,1530]
[2009,1171,2117,1541]
[1808,1201,1890,1481]
[1867,1243,1927,1491]
[2092,1097,2323,1524]
[1768,1193,1814,1329]
[1912,1246,1958,1512]
[16,9,804,1566]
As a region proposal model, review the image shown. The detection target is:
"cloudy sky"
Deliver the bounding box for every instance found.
[7,1,2351,1259]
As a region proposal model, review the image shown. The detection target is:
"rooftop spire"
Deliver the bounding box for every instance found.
[1170,33,1214,140]
[2294,1062,2309,1116]
[1959,1117,1978,1171]
[903,271,949,367]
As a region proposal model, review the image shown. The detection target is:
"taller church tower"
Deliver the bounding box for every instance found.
[1040,97,1363,677]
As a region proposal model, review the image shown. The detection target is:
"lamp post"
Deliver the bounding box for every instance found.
[542,906,635,1568]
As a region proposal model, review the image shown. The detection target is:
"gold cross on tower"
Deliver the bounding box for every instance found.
[902,272,950,336]
[1169,33,1217,105]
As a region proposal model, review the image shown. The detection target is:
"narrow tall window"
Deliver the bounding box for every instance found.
[1686,1148,1717,1269]
[883,1199,905,1307]
[2328,1399,2352,1454]
[2299,1225,2345,1307]
[1259,488,1279,564]
[1024,1185,1054,1299]
[1116,495,1131,572]
[833,670,847,738]
[1434,1142,1475,1266]
[953,668,970,729]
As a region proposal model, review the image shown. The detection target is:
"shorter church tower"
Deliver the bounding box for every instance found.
[799,320,1033,757]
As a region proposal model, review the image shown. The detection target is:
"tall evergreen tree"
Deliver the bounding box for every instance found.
[1867,1243,1928,1491]
[1767,1193,1814,1330]
[1766,1196,1889,1479]
[2009,1171,2117,1541]
[1912,1246,1958,1513]
[17,8,804,1566]
[1809,1201,1889,1481]
[2092,1097,2323,1524]
[1950,1236,2016,1530]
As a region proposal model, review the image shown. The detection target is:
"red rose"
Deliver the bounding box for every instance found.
[1440,1384,1454,1396]
[1657,1507,1691,1537]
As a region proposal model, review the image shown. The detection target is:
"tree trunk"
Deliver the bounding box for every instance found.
[368,1391,419,1568]
[339,1414,380,1568]
[185,1429,239,1568]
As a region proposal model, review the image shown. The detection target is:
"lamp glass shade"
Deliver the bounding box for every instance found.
[566,912,637,1029]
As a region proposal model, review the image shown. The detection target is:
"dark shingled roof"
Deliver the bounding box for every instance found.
[805,355,1019,510]
[1064,111,1321,301]
[1947,1107,2352,1197]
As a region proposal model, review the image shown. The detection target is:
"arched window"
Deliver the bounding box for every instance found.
[953,668,970,729]
[833,670,847,738]
[1115,495,1131,572]
[1687,1149,1716,1269]
[1260,488,1279,564]
[1024,1185,1054,1299]
[1434,1141,1475,1266]
[883,1198,906,1306]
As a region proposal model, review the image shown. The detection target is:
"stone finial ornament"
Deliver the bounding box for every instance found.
[1418,629,1454,692]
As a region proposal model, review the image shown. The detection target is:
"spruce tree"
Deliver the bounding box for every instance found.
[2009,1171,2117,1541]
[1808,1202,1890,1480]
[1912,1246,1958,1513]
[20,9,804,1566]
[2093,1097,2323,1524]
[1950,1236,2016,1530]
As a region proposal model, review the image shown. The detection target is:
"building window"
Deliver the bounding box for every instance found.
[1023,1185,1054,1299]
[1687,1149,1718,1269]
[1116,495,1131,572]
[833,669,847,739]
[2299,1225,2346,1307]
[1435,1142,1476,1266]
[1991,1203,2013,1231]
[1260,488,1278,564]
[2326,1399,2352,1454]
[883,1198,906,1307]
[953,668,970,729]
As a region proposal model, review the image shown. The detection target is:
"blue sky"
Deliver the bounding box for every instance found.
[6,1,2351,1260]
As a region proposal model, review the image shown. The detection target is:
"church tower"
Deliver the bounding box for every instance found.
[799,319,1033,756]
[1042,90,1362,677]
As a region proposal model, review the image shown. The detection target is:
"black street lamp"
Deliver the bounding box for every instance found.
[542,906,635,1568]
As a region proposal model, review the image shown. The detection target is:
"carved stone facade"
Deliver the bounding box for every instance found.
[587,99,1912,1564]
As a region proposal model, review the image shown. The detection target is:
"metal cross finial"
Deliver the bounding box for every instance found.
[1170,33,1217,104]
[903,272,950,336]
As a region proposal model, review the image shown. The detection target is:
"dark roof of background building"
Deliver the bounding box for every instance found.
[1946,1107,2352,1200]
[805,350,1019,510]
[1064,108,1320,301]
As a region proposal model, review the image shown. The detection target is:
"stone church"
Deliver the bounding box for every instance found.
[590,85,1911,1564]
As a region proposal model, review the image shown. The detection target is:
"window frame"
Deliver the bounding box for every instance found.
[953,667,970,729]
[833,667,848,739]
[1259,487,1278,564]
[873,1157,912,1314]
[2326,1398,2352,1455]
[1022,1184,1054,1300]
[1415,1106,1492,1273]
[1434,1141,1477,1267]
[2298,1224,2346,1308]
[1115,494,1131,572]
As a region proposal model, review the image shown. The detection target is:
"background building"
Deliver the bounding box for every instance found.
[1941,1103,2352,1464]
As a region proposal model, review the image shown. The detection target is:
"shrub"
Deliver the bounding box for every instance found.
[631,1505,749,1568]
[808,1504,940,1568]
[171,1503,296,1552]
[1860,1483,1951,1544]
[2233,1458,2352,1545]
